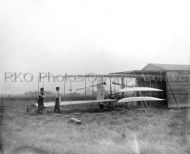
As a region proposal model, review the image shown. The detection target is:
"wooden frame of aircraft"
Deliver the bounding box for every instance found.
[32,74,165,110]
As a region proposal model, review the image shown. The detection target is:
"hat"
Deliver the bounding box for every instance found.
[40,87,44,91]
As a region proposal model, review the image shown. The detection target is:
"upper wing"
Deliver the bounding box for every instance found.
[118,87,163,93]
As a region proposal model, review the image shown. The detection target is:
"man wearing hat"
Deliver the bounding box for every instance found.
[37,87,45,113]
[54,87,61,113]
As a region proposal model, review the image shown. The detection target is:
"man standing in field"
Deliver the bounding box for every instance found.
[54,87,61,113]
[37,87,45,113]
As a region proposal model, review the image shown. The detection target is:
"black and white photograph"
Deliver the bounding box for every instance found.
[0,0,190,154]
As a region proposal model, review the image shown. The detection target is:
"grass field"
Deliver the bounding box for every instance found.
[1,99,190,154]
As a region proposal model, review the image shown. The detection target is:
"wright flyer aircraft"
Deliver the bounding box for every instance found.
[31,73,165,111]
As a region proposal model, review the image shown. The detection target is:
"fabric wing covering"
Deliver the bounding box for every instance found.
[118,97,165,103]
[118,87,163,93]
[34,99,116,107]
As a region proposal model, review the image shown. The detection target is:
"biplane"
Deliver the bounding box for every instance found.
[33,75,165,110]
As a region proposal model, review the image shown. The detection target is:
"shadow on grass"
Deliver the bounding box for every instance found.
[27,103,132,115]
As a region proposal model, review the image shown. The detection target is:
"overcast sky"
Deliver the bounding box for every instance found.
[0,0,190,94]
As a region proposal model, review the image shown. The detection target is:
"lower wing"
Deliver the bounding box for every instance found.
[34,99,117,107]
[118,97,165,103]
